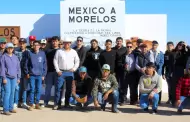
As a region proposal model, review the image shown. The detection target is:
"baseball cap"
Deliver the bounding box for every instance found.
[77,36,83,41]
[40,39,47,44]
[102,64,110,70]
[0,37,7,43]
[79,66,87,73]
[6,43,14,48]
[19,38,27,43]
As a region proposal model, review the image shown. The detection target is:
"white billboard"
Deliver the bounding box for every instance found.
[60,1,126,47]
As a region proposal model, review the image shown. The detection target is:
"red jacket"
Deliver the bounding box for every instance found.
[176,75,190,100]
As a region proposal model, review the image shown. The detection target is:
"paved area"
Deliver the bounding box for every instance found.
[0,94,190,122]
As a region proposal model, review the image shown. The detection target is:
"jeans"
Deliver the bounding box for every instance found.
[3,77,17,112]
[140,93,159,110]
[0,76,3,106]
[178,96,190,110]
[44,72,57,105]
[29,76,42,104]
[69,94,93,106]
[14,83,20,105]
[97,90,119,111]
[55,72,74,106]
[20,78,30,104]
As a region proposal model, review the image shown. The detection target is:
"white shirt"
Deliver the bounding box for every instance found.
[53,48,80,73]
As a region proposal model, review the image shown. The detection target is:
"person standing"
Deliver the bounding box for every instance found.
[0,43,21,115]
[40,39,47,51]
[26,35,36,50]
[53,37,79,110]
[133,39,143,58]
[23,40,47,110]
[99,39,116,74]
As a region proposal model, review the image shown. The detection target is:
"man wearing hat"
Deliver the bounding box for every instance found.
[53,37,79,109]
[133,38,143,58]
[27,35,36,50]
[92,64,119,113]
[139,62,162,114]
[176,63,190,114]
[40,39,47,51]
[70,66,93,108]
[0,37,7,107]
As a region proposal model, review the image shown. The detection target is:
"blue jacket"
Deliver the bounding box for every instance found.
[0,53,21,80]
[23,50,47,77]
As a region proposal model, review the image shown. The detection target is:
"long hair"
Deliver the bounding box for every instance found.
[174,41,186,53]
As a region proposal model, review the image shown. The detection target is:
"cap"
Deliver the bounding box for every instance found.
[137,39,143,44]
[6,43,14,48]
[63,37,73,42]
[77,36,83,41]
[102,64,110,70]
[140,43,147,48]
[152,40,159,44]
[146,62,155,68]
[79,66,87,73]
[40,39,47,44]
[19,38,27,43]
[29,36,36,41]
[0,37,7,43]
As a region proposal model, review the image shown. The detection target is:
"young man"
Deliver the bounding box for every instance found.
[23,40,47,110]
[0,37,7,107]
[73,36,87,67]
[27,35,36,50]
[92,64,119,113]
[139,62,162,114]
[133,39,143,58]
[43,36,60,107]
[162,42,175,104]
[53,37,79,110]
[175,64,190,114]
[99,39,116,74]
[70,66,93,108]
[40,39,47,51]
[84,39,103,80]
[119,42,138,105]
[10,35,20,51]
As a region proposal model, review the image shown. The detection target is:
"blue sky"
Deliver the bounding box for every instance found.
[0,0,189,44]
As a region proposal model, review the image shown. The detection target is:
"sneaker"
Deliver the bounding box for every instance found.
[35,104,42,110]
[28,104,35,109]
[112,109,120,113]
[101,105,106,111]
[10,109,17,113]
[13,103,18,109]
[152,109,157,114]
[53,105,62,110]
[41,103,48,108]
[166,100,171,104]
[2,112,11,116]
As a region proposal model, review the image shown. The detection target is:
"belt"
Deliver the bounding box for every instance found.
[60,69,70,72]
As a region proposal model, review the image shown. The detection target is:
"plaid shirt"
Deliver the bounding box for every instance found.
[176,76,190,100]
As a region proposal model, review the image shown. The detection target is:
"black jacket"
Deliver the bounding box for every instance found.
[162,50,174,76]
[84,46,103,71]
[73,46,87,67]
[133,47,141,58]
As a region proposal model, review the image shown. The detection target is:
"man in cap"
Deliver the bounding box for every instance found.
[176,63,190,114]
[0,37,7,107]
[133,39,143,58]
[27,35,36,50]
[40,39,47,51]
[53,37,79,110]
[139,62,162,114]
[70,66,93,109]
[92,64,120,113]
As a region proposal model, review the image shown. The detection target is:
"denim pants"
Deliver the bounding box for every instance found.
[55,72,74,106]
[97,90,119,110]
[140,93,159,110]
[178,96,190,110]
[3,77,17,112]
[29,76,42,104]
[69,94,93,106]
[14,83,20,105]
[0,76,3,106]
[44,72,57,105]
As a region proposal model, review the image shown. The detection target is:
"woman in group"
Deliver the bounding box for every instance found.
[0,43,21,115]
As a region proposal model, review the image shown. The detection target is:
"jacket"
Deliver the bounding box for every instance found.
[73,46,87,67]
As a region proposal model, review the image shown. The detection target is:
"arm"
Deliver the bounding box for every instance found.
[73,51,80,71]
[16,56,21,80]
[154,76,162,93]
[158,52,164,73]
[79,48,87,66]
[139,77,152,94]
[107,75,118,94]
[92,78,99,101]
[23,51,29,76]
[0,56,6,80]
[71,80,77,99]
[53,50,61,73]
[43,52,47,77]
[176,78,182,100]
[135,56,141,72]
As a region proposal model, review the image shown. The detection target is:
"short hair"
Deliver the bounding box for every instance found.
[126,41,133,45]
[116,37,123,41]
[105,39,112,43]
[90,39,98,44]
[146,62,155,68]
[33,40,41,45]
[51,36,60,41]
[137,39,143,44]
[152,40,159,45]
[10,35,19,40]
[167,41,174,45]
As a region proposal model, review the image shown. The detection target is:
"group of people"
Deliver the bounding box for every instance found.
[0,35,190,116]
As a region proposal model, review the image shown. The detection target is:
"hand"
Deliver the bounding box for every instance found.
[153,89,158,93]
[176,100,181,107]
[148,92,154,99]
[103,92,109,100]
[17,80,20,84]
[82,96,87,103]
[57,72,62,77]
[162,75,166,80]
[3,79,7,84]
[69,68,74,72]
[140,68,145,73]
[76,97,80,103]
[26,74,30,79]
[42,76,45,81]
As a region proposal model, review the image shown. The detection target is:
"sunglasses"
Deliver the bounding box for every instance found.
[0,42,6,44]
[127,46,132,48]
[77,40,83,42]
[102,69,110,72]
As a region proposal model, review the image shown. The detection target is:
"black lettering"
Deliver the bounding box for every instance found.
[103,16,110,22]
[97,16,103,23]
[83,7,88,14]
[76,7,81,14]
[99,7,105,14]
[111,16,116,22]
[84,16,89,23]
[91,16,96,23]
[111,7,116,14]
[92,7,97,14]
[4,28,9,36]
[76,16,83,23]
[69,16,75,23]
[69,7,75,14]
[10,28,15,36]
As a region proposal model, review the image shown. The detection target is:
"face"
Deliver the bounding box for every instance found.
[29,40,34,46]
[167,44,174,51]
[140,47,148,54]
[59,42,63,48]
[12,37,18,45]
[91,41,98,49]
[79,72,86,79]
[33,42,41,51]
[145,67,155,75]
[137,42,143,47]
[19,42,26,50]
[52,39,59,48]
[152,44,158,50]
[63,42,71,49]
[0,42,6,49]
[41,43,46,49]
[6,47,14,54]
[116,39,123,47]
[105,42,112,50]
[126,43,133,52]
[102,69,110,77]
[177,43,184,50]
[77,39,83,46]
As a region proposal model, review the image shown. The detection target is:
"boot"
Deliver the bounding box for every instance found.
[111,103,120,113]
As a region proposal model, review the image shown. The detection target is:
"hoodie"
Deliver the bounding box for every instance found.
[139,71,162,94]
[0,53,21,80]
